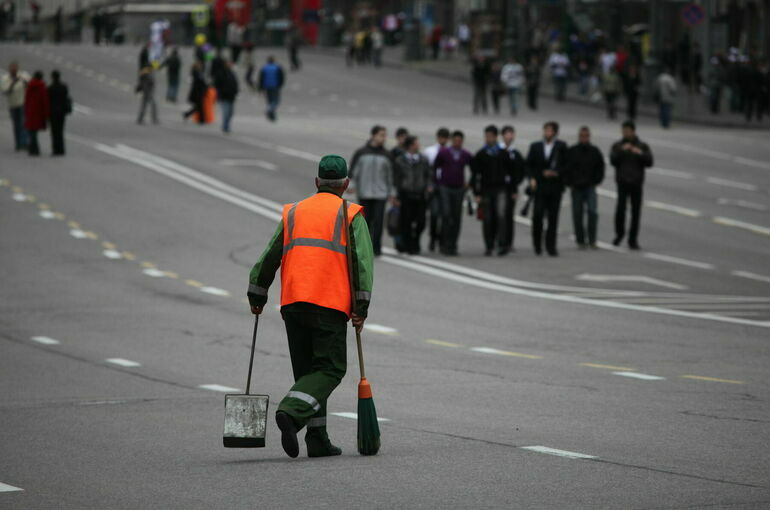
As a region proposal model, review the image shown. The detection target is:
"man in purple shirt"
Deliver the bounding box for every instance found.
[433,130,472,255]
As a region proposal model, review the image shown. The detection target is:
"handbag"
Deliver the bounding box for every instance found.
[386,205,400,236]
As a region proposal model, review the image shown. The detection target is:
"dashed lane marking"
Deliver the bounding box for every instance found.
[39,210,57,219]
[330,412,390,422]
[425,339,463,348]
[200,286,231,297]
[105,358,141,367]
[30,336,60,345]
[717,198,767,211]
[470,347,543,359]
[643,253,715,270]
[0,482,23,493]
[648,167,694,179]
[12,193,27,201]
[102,249,123,259]
[122,251,136,261]
[575,274,687,290]
[521,446,597,460]
[706,177,758,191]
[199,384,240,392]
[613,371,665,381]
[645,201,701,217]
[69,229,88,239]
[364,324,399,335]
[143,268,167,278]
[185,279,203,288]
[580,363,636,371]
[713,216,770,237]
[140,261,156,268]
[731,271,770,284]
[681,375,745,384]
[218,159,278,171]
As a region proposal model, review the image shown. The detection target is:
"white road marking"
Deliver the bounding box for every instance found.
[648,167,694,179]
[706,177,758,191]
[364,324,399,335]
[31,336,60,345]
[613,371,665,381]
[645,201,701,217]
[105,358,141,367]
[0,482,23,492]
[69,229,88,239]
[142,268,167,278]
[717,198,767,211]
[470,347,542,359]
[102,249,123,259]
[200,286,231,297]
[330,412,390,422]
[232,137,320,163]
[575,274,687,290]
[12,193,27,201]
[198,384,240,392]
[39,210,57,219]
[218,159,278,171]
[521,446,597,460]
[643,253,715,270]
[596,187,617,199]
[73,103,93,115]
[731,271,770,284]
[713,216,770,236]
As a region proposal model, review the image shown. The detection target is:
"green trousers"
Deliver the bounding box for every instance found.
[278,303,347,441]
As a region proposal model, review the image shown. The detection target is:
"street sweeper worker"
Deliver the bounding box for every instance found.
[247,154,375,458]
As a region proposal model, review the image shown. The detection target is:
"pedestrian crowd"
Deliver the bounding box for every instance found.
[2,60,72,156]
[346,121,653,258]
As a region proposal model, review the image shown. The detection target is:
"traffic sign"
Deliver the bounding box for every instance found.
[681,3,705,27]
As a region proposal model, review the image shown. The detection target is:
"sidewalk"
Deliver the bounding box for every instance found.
[314,46,769,130]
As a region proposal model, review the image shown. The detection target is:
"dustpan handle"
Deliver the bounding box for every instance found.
[245,315,258,395]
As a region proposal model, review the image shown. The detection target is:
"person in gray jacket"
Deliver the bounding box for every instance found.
[393,135,432,254]
[348,125,395,256]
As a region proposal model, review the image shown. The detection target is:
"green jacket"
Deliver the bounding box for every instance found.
[247,189,375,317]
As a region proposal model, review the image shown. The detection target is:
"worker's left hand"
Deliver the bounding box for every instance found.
[250,305,264,315]
[351,313,365,333]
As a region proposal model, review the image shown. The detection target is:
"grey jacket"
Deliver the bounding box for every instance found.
[394,153,431,197]
[349,143,395,200]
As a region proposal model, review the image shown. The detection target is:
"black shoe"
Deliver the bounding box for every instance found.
[275,412,299,458]
[306,436,342,458]
[577,243,587,250]
[497,248,510,256]
[612,236,623,246]
[628,242,641,251]
[534,247,542,256]
[589,243,599,250]
[547,249,559,257]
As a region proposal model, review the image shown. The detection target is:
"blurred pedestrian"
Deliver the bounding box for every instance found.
[548,45,569,102]
[149,18,170,63]
[707,54,725,114]
[471,56,489,114]
[47,70,71,156]
[423,127,450,252]
[434,130,471,256]
[743,61,762,123]
[215,61,238,133]
[227,21,244,64]
[210,47,226,83]
[183,61,206,124]
[161,47,181,103]
[655,68,677,128]
[343,29,355,67]
[288,25,302,71]
[489,61,505,115]
[393,136,431,254]
[457,22,470,54]
[371,28,383,68]
[135,66,158,125]
[525,55,541,110]
[499,125,526,250]
[610,121,653,250]
[138,43,150,71]
[758,61,769,122]
[602,67,620,120]
[501,56,524,115]
[258,56,284,122]
[1,60,30,151]
[347,125,395,256]
[430,25,443,60]
[471,126,513,256]
[566,127,604,249]
[623,64,641,120]
[391,127,409,159]
[526,121,567,256]
[23,70,48,156]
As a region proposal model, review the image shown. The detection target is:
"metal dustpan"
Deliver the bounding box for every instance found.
[223,316,270,448]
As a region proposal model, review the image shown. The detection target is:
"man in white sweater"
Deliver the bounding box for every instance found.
[501,57,525,115]
[1,61,30,151]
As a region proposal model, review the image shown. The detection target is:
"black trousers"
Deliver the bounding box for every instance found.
[398,194,427,254]
[50,115,65,155]
[28,130,40,155]
[532,191,562,253]
[184,99,205,123]
[615,183,643,245]
[527,84,539,110]
[428,192,441,249]
[481,189,513,252]
[473,84,487,114]
[626,92,638,120]
[438,185,465,254]
[360,199,386,256]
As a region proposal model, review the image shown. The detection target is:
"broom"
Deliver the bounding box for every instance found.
[343,200,381,456]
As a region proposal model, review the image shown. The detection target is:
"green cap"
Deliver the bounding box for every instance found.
[318,154,348,179]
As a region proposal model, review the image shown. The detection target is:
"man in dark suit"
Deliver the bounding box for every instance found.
[526,121,568,256]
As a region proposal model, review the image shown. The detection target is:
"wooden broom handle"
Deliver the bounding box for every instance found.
[343,199,366,380]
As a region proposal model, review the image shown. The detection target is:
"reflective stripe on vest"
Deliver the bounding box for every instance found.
[280,193,363,316]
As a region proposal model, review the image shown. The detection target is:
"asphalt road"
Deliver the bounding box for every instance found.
[1,43,769,509]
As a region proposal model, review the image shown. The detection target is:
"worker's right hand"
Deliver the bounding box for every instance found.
[250,305,264,315]
[351,313,365,333]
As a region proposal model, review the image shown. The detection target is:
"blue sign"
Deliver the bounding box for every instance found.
[681,3,705,27]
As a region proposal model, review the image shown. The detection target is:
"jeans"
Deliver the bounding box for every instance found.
[166,80,179,102]
[220,100,234,132]
[428,191,442,249]
[507,86,519,114]
[532,191,562,253]
[359,199,386,256]
[438,186,465,254]
[137,94,158,123]
[481,188,513,252]
[50,115,66,155]
[265,87,281,117]
[570,187,598,245]
[659,101,672,128]
[398,194,427,254]
[9,106,28,150]
[615,183,643,246]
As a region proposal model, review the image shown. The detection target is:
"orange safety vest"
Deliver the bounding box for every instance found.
[280,193,363,316]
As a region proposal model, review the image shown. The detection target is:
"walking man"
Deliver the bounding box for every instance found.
[499,125,526,250]
[471,56,489,114]
[183,61,206,124]
[47,70,71,156]
[393,136,431,255]
[348,125,395,256]
[162,47,181,103]
[247,155,374,459]
[1,61,30,151]
[526,121,568,256]
[433,130,472,256]
[423,127,450,252]
[214,60,238,133]
[655,68,677,128]
[610,121,653,250]
[566,127,604,249]
[500,56,525,115]
[258,56,284,122]
[135,66,158,125]
[548,45,570,102]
